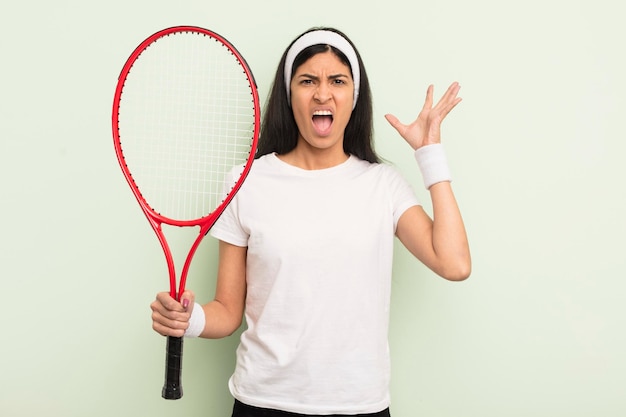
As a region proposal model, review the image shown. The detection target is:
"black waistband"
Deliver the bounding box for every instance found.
[232,399,391,417]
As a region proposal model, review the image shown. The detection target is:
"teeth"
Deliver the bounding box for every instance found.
[313,110,332,116]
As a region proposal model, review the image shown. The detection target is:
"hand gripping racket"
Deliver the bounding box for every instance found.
[111,26,259,399]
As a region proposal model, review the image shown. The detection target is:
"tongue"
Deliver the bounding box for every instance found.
[312,115,332,134]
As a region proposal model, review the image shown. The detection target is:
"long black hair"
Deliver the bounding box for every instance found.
[256,27,380,163]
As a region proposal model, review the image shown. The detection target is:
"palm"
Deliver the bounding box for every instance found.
[385,82,462,150]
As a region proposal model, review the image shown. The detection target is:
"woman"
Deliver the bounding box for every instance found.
[151,27,471,417]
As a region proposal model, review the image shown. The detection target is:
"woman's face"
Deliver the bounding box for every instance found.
[290,51,354,155]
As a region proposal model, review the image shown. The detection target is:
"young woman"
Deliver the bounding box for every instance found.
[151,27,471,417]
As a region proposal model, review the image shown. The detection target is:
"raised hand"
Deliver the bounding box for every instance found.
[385,82,462,150]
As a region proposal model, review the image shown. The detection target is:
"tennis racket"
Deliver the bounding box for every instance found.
[111,26,259,400]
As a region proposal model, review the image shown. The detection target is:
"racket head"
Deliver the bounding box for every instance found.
[111,26,259,401]
[112,26,259,228]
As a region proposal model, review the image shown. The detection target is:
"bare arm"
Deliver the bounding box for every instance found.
[197,240,247,338]
[396,184,470,281]
[151,240,247,338]
[386,82,471,281]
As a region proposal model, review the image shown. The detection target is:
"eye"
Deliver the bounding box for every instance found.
[331,77,349,85]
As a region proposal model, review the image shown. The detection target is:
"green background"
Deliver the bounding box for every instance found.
[2,0,624,416]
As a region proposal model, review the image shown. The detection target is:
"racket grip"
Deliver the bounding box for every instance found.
[162,336,183,399]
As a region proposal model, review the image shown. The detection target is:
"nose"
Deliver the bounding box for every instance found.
[314,83,330,102]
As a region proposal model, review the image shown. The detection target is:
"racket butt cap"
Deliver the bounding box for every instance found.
[162,383,183,400]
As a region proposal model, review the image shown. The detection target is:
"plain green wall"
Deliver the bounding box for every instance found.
[2,0,624,416]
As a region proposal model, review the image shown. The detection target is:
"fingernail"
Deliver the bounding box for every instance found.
[182,299,189,309]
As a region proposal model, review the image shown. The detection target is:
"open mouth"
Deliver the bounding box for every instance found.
[312,110,333,135]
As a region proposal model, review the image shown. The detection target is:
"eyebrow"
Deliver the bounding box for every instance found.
[297,73,351,81]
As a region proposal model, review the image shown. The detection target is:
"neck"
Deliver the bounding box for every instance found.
[278,141,349,170]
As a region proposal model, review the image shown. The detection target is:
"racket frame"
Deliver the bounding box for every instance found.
[112,25,259,300]
[111,26,259,399]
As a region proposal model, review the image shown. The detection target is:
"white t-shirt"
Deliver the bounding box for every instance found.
[210,153,420,415]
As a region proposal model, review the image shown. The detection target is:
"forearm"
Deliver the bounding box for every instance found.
[197,299,244,339]
[429,181,471,280]
[191,240,247,339]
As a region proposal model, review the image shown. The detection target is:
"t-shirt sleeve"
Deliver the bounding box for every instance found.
[209,197,249,247]
[386,165,421,230]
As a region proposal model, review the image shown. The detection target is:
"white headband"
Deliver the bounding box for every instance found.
[284,30,360,109]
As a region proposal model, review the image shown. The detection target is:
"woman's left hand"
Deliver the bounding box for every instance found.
[385,82,462,150]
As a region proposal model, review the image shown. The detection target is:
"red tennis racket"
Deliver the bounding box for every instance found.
[111,26,259,400]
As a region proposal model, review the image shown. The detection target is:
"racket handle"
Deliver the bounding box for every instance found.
[162,336,183,399]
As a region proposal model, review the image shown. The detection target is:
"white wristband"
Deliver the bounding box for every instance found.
[414,144,452,189]
[184,302,206,338]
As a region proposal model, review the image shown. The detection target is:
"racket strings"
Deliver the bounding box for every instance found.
[118,31,256,221]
